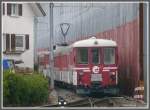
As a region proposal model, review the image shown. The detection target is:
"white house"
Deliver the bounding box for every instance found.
[2,3,46,69]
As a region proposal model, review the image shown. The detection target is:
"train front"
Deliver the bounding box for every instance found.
[73,37,119,95]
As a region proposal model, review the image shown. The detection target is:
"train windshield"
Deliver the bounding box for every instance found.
[104,47,115,65]
[92,48,99,64]
[77,48,88,64]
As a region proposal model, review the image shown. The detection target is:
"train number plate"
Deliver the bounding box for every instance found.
[91,74,102,81]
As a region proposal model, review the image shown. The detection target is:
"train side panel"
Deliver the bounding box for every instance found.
[54,47,77,86]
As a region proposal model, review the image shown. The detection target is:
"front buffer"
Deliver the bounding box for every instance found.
[76,84,119,96]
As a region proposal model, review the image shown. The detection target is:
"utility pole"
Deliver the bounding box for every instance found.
[49,2,54,89]
[34,17,38,71]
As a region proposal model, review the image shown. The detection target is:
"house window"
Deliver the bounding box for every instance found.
[3,34,29,53]
[7,3,22,16]
[15,35,24,51]
[11,4,19,16]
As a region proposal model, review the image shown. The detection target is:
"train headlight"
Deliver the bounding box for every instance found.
[111,72,115,75]
[58,102,61,105]
[64,101,67,105]
[110,72,116,80]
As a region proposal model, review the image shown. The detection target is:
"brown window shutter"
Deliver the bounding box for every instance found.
[11,34,16,51]
[3,3,5,15]
[7,3,11,15]
[6,34,10,51]
[25,34,29,49]
[18,4,22,16]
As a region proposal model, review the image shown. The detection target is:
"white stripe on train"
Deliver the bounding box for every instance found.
[83,70,91,72]
[103,67,117,69]
[102,70,110,71]
[73,67,90,70]
[73,67,117,70]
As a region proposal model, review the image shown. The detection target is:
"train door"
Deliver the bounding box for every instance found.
[90,47,103,87]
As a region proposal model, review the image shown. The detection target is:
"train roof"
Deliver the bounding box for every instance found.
[72,37,117,47]
[54,37,117,56]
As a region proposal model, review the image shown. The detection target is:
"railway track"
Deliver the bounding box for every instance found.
[42,88,146,107]
[66,96,124,107]
[66,96,145,107]
[43,95,145,107]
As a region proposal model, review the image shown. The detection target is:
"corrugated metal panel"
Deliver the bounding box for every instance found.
[36,3,142,95]
[36,3,139,48]
[94,17,140,95]
[53,3,139,44]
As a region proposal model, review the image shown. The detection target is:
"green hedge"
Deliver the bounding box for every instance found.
[3,70,49,106]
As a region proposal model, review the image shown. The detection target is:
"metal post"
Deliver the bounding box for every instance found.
[34,17,38,70]
[49,3,54,89]
[143,3,148,103]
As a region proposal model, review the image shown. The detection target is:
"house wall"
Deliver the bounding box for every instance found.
[2,3,35,68]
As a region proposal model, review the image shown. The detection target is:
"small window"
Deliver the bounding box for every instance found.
[11,4,19,16]
[11,4,18,15]
[104,48,115,65]
[92,48,99,64]
[15,35,24,51]
[77,48,88,64]
[3,34,29,53]
[7,4,22,16]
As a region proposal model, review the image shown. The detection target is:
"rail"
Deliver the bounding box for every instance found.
[42,96,145,107]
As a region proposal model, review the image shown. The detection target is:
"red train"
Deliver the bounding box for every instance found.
[54,37,119,95]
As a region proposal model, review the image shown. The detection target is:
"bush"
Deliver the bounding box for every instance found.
[3,70,49,106]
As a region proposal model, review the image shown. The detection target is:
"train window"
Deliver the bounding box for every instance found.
[92,48,99,64]
[104,48,115,65]
[77,48,88,64]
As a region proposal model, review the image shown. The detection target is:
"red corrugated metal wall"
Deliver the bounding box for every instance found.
[97,17,140,95]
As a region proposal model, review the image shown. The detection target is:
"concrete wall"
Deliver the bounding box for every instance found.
[2,3,35,68]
